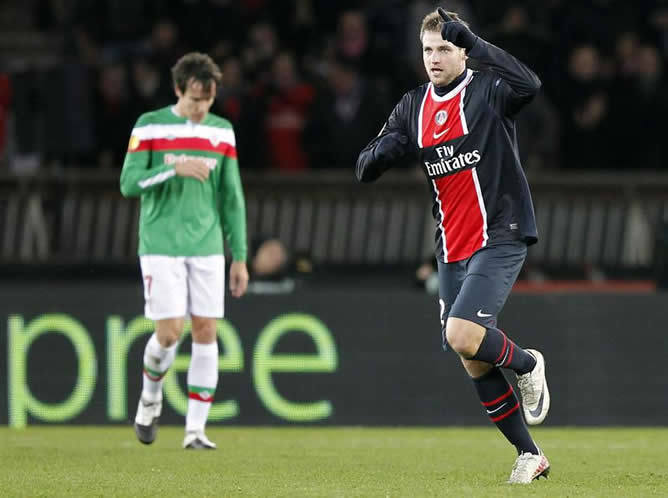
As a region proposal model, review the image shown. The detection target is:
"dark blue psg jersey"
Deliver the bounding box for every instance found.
[357,39,541,263]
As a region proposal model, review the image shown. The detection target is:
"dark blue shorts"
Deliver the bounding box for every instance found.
[437,241,527,350]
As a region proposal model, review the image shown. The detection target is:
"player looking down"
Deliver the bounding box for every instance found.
[120,52,248,449]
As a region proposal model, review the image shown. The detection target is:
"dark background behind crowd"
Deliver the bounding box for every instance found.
[0,0,667,174]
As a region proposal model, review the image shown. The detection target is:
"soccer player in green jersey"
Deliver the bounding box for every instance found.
[120,52,249,449]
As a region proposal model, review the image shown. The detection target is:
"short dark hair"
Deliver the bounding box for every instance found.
[171,52,222,94]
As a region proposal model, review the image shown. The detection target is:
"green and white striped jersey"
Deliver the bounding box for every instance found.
[120,106,247,260]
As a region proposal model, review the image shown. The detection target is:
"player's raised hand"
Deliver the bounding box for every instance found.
[229,260,249,298]
[437,7,478,53]
[174,160,210,182]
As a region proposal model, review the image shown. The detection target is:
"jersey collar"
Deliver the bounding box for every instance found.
[430,68,473,101]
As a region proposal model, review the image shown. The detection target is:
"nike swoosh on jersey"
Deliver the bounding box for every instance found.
[432,128,451,139]
[476,309,493,318]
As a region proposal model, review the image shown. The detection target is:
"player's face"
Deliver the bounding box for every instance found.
[175,79,216,123]
[422,30,467,87]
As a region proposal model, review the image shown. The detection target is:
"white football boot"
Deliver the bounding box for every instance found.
[517,349,550,425]
[134,395,162,444]
[507,452,550,484]
[183,430,217,450]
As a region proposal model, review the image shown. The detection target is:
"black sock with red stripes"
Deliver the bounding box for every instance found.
[473,367,539,455]
[471,328,536,375]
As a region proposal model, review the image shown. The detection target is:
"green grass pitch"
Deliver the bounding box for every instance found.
[1,427,667,497]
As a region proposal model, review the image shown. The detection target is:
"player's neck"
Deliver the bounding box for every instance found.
[434,69,467,96]
[171,105,185,118]
[171,105,205,124]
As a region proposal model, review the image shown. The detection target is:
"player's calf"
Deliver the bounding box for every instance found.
[471,327,537,375]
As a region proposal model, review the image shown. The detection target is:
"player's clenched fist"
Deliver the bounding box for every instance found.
[437,7,478,53]
[175,160,210,182]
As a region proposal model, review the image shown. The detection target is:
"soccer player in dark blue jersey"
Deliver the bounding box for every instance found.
[356,8,550,484]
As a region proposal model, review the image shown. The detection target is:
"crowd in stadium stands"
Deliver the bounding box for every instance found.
[1,0,667,172]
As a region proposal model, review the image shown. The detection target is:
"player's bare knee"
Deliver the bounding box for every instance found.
[191,316,217,343]
[461,357,493,378]
[156,330,180,347]
[155,318,184,347]
[445,318,485,358]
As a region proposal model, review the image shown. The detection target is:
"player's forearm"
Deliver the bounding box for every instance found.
[221,160,248,261]
[223,202,247,261]
[468,38,542,99]
[120,163,176,197]
[357,132,406,183]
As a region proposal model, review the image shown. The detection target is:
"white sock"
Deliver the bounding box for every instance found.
[141,333,178,403]
[186,341,218,432]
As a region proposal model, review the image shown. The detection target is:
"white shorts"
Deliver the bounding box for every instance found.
[139,255,225,320]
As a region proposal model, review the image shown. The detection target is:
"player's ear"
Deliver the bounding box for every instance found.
[174,85,183,99]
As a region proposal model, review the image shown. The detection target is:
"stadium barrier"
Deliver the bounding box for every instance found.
[1,170,667,271]
[1,278,665,426]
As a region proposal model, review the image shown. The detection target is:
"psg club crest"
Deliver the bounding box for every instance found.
[435,110,448,126]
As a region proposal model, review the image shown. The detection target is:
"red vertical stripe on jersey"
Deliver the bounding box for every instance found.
[434,169,485,262]
[421,90,464,148]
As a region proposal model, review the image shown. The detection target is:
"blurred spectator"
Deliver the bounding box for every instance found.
[42,62,96,168]
[560,44,612,169]
[146,19,186,98]
[264,52,316,171]
[334,9,401,99]
[213,56,245,126]
[35,0,73,32]
[614,31,642,79]
[167,0,244,52]
[251,236,290,281]
[242,22,280,87]
[336,10,372,67]
[304,56,389,169]
[649,4,668,56]
[148,19,184,67]
[609,43,668,169]
[211,55,264,170]
[516,92,561,171]
[95,62,135,168]
[69,0,155,64]
[486,4,554,85]
[8,70,42,173]
[129,56,171,111]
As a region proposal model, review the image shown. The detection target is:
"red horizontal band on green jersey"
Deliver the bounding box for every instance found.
[131,137,237,158]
